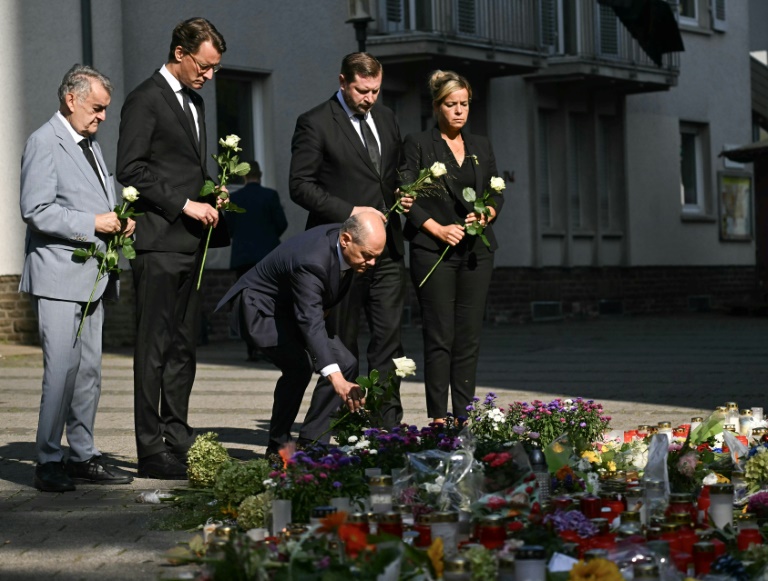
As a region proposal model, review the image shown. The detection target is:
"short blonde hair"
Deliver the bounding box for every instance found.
[428,69,472,105]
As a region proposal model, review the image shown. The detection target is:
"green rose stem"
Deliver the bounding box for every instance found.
[419,244,451,288]
[310,410,351,448]
[76,199,130,339]
[195,135,249,290]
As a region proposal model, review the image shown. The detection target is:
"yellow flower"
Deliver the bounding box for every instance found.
[581,450,600,464]
[551,443,565,454]
[427,537,443,579]
[606,461,617,472]
[569,558,623,581]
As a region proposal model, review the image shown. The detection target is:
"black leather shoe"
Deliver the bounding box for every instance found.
[34,461,76,492]
[66,456,134,485]
[166,448,188,466]
[137,451,188,480]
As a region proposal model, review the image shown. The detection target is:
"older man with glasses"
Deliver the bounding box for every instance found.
[116,17,228,480]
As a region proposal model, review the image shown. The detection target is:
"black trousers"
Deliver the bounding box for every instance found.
[131,250,200,459]
[235,294,357,449]
[409,244,494,419]
[302,254,407,438]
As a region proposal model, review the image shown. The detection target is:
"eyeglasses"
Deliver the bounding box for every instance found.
[187,53,221,74]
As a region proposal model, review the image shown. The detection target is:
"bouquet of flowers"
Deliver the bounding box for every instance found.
[72,186,141,337]
[195,134,249,290]
[745,443,768,492]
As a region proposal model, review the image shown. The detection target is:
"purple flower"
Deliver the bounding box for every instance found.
[513,425,527,435]
[528,432,540,439]
[333,481,342,489]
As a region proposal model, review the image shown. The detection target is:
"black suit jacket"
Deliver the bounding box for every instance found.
[401,128,504,253]
[116,70,228,252]
[216,225,350,371]
[289,95,404,258]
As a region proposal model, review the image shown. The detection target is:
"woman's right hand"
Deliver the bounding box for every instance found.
[436,223,466,246]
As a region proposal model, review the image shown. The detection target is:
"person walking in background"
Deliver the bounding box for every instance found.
[289,52,409,441]
[401,70,505,423]
[117,17,228,480]
[217,214,385,453]
[19,64,135,492]
[226,160,287,279]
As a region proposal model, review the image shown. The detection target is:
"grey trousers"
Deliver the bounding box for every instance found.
[33,296,103,464]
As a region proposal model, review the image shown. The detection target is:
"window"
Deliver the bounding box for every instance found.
[537,109,555,229]
[597,115,625,231]
[678,0,698,26]
[680,123,709,214]
[215,72,269,184]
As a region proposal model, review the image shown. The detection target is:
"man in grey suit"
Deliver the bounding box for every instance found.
[19,65,135,492]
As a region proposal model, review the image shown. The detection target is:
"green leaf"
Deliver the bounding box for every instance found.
[72,248,92,260]
[233,162,250,176]
[480,232,491,247]
[122,245,136,260]
[462,187,476,202]
[466,223,478,236]
[474,202,485,214]
[226,202,246,214]
[199,181,216,197]
[369,369,380,384]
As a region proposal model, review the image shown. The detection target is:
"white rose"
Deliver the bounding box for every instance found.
[368,449,378,455]
[219,134,242,151]
[348,435,359,444]
[430,161,447,178]
[122,186,139,202]
[490,176,506,192]
[393,356,417,378]
[702,472,719,486]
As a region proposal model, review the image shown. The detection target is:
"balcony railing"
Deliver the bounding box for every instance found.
[372,0,544,55]
[370,0,679,73]
[541,0,679,71]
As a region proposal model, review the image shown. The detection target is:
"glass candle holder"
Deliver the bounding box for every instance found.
[271,498,292,536]
[657,421,673,443]
[693,541,716,576]
[752,407,764,423]
[740,409,755,437]
[515,545,547,581]
[431,511,459,556]
[708,483,734,529]
[368,474,393,514]
[310,505,337,526]
[443,557,472,581]
[724,402,740,426]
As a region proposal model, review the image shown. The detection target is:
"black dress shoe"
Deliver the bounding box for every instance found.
[137,451,188,480]
[166,448,188,466]
[66,456,134,485]
[34,461,76,492]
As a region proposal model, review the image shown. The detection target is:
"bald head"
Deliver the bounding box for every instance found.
[340,212,386,273]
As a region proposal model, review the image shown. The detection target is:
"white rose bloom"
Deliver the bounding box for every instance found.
[489,176,506,192]
[348,435,359,444]
[354,439,370,449]
[430,161,447,178]
[369,449,378,455]
[122,186,139,202]
[393,356,417,378]
[702,472,719,486]
[219,134,242,151]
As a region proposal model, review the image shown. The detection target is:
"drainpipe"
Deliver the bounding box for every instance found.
[81,0,92,66]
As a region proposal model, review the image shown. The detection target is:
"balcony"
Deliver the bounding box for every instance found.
[530,0,680,93]
[366,0,680,92]
[367,0,546,77]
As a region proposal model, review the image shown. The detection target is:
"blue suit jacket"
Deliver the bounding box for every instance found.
[217,224,350,371]
[19,114,117,302]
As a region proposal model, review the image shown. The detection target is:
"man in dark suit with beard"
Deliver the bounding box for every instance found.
[117,17,227,479]
[289,53,408,442]
[217,213,385,452]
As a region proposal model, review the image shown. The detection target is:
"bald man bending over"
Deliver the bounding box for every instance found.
[217,213,386,452]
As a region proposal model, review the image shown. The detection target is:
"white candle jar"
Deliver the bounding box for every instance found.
[708,483,734,529]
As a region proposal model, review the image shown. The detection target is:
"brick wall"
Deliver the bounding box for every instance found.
[2,265,759,346]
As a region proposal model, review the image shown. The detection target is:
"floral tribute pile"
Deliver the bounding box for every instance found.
[160,373,768,580]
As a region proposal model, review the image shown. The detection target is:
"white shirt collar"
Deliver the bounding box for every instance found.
[336,238,351,271]
[55,110,87,144]
[159,64,183,94]
[336,89,368,121]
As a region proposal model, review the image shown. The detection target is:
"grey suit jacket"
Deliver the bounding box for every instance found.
[19,114,117,302]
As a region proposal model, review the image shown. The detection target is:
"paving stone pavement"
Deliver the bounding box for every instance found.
[1,313,768,579]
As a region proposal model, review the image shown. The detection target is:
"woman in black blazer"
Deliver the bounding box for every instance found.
[401,70,504,423]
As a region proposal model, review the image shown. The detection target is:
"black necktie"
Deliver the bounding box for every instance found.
[354,114,381,174]
[181,89,199,147]
[339,268,354,298]
[78,139,105,192]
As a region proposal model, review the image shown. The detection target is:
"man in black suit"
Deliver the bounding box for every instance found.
[217,213,386,452]
[116,18,227,479]
[289,53,407,440]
